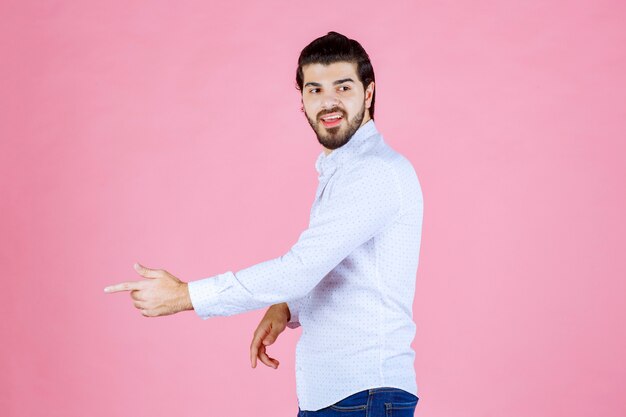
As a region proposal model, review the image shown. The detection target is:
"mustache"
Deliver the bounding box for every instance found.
[318,108,345,120]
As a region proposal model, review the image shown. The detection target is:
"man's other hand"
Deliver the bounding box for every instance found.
[250,303,290,369]
[104,263,193,317]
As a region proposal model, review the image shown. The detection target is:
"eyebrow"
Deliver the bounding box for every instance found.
[304,78,355,88]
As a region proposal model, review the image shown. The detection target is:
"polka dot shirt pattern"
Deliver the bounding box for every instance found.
[188,120,424,411]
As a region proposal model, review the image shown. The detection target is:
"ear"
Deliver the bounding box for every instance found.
[365,81,375,109]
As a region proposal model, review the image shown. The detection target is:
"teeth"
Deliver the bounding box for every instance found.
[323,115,342,121]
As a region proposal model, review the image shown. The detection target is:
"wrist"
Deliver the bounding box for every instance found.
[278,302,291,321]
[180,282,194,312]
[284,302,291,321]
[268,303,290,321]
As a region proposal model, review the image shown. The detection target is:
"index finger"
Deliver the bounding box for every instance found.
[104,281,144,293]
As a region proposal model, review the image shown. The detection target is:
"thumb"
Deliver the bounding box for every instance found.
[134,262,159,278]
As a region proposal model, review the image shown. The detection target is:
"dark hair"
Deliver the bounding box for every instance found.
[296,31,376,120]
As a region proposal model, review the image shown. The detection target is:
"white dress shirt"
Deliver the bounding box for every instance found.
[188,119,424,411]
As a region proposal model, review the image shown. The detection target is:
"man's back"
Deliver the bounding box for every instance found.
[287,120,424,411]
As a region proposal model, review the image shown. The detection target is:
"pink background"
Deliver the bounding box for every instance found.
[1,1,625,416]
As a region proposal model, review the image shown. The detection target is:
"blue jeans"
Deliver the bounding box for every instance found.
[297,387,419,417]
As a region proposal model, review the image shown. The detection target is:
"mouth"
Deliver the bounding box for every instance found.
[320,112,343,128]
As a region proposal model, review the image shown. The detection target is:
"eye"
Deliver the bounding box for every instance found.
[309,88,320,94]
[339,85,350,91]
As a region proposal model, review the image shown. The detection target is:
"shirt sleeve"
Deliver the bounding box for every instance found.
[286,297,304,329]
[187,160,402,320]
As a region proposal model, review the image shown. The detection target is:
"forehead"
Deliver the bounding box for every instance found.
[302,61,359,84]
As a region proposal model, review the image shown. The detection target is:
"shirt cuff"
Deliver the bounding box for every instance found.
[286,297,303,329]
[187,271,234,320]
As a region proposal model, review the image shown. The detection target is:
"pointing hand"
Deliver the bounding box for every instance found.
[104,263,193,317]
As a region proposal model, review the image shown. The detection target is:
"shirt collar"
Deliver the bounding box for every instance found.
[315,119,379,177]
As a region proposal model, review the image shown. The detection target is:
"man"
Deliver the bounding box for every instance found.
[105,31,424,416]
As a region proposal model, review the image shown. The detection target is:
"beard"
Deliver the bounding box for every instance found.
[304,101,366,150]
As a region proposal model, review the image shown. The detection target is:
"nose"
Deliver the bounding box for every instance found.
[320,90,340,110]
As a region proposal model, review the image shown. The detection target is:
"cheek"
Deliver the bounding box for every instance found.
[345,100,362,115]
[303,95,318,106]
[346,93,365,110]
[302,101,319,116]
